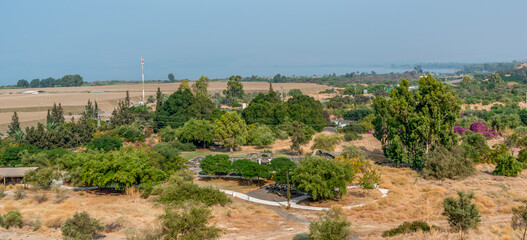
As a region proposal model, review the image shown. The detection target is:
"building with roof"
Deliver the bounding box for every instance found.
[0,167,38,186]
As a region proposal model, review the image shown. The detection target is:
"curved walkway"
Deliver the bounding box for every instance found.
[220,185,389,211]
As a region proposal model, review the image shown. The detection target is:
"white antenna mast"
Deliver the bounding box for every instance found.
[141,57,145,103]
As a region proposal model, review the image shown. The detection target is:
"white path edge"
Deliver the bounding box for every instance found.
[219,185,389,211]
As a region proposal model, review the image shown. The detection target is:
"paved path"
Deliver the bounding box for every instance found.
[220,185,389,211]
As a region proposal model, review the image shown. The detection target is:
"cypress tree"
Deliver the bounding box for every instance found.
[156,87,163,112]
[7,111,20,136]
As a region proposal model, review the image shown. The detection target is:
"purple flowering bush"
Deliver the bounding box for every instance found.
[469,122,498,139]
[453,126,467,135]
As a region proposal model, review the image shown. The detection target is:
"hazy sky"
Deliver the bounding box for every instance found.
[1,0,526,84]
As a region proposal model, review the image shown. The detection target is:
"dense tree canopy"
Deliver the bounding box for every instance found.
[176,118,214,148]
[286,95,326,132]
[213,112,247,152]
[373,75,460,169]
[291,157,354,201]
[156,89,214,128]
[241,91,285,126]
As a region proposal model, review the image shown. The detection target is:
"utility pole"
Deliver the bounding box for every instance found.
[141,57,145,103]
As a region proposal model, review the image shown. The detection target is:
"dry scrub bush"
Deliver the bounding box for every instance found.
[13,187,26,200]
[125,187,141,198]
[309,206,353,240]
[33,191,48,203]
[54,186,69,203]
[422,146,476,180]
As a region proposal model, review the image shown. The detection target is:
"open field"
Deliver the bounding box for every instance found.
[0,82,331,133]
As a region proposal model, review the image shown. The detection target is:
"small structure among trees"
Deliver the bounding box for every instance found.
[0,167,38,186]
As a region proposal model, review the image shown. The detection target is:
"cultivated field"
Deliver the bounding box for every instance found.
[0,82,331,133]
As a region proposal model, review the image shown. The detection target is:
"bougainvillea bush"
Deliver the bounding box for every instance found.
[454,126,467,135]
[469,122,498,139]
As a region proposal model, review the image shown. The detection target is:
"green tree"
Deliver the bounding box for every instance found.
[213,112,247,152]
[288,89,302,96]
[29,78,40,88]
[246,124,275,146]
[176,119,214,148]
[488,73,504,89]
[110,91,134,128]
[179,80,191,91]
[270,157,296,184]
[200,155,231,175]
[156,89,213,129]
[442,191,481,231]
[50,103,65,125]
[160,205,221,240]
[292,157,354,201]
[17,79,29,88]
[223,75,244,104]
[461,75,472,86]
[231,159,270,181]
[309,207,352,240]
[155,87,163,112]
[7,112,21,137]
[168,73,175,81]
[241,92,285,126]
[87,136,122,152]
[61,211,103,240]
[373,75,460,169]
[192,76,210,97]
[288,121,311,155]
[286,95,326,132]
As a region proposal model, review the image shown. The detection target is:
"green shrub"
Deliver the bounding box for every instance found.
[490,113,522,131]
[0,211,23,229]
[442,191,481,231]
[461,132,489,161]
[422,146,476,180]
[32,219,42,231]
[0,211,22,229]
[310,134,343,152]
[493,154,525,177]
[518,149,527,163]
[87,136,122,152]
[114,125,144,142]
[0,187,5,199]
[309,207,352,240]
[341,145,366,161]
[160,126,178,142]
[61,211,104,240]
[344,132,362,141]
[382,221,436,237]
[23,167,59,189]
[153,143,181,161]
[160,205,221,240]
[359,168,381,189]
[157,182,230,207]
